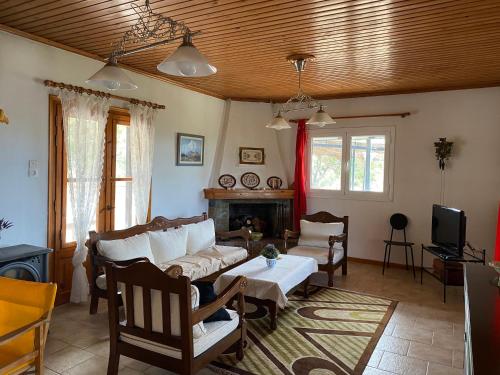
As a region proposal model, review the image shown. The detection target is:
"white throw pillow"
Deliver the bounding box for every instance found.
[298,219,344,248]
[185,219,216,255]
[97,233,155,262]
[148,227,188,264]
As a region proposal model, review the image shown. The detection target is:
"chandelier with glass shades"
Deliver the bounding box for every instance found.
[266,54,335,130]
[86,0,216,90]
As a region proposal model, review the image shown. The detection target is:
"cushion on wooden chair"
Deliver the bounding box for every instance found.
[298,219,344,248]
[288,246,344,265]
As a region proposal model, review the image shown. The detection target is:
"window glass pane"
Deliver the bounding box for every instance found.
[310,136,343,190]
[65,183,96,243]
[115,124,131,178]
[114,180,137,230]
[349,135,386,192]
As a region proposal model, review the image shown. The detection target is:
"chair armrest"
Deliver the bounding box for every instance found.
[112,257,151,267]
[216,228,251,249]
[283,229,300,251]
[328,233,347,246]
[163,264,183,279]
[0,315,48,346]
[192,276,247,324]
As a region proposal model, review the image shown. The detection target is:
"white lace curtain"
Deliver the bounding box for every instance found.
[130,104,156,224]
[60,90,110,303]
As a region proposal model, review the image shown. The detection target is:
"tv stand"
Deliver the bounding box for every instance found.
[420,244,485,302]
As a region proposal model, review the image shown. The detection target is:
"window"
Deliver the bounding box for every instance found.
[309,127,394,201]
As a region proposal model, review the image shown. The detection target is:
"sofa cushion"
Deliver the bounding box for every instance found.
[97,233,154,262]
[212,245,248,267]
[287,245,344,265]
[298,219,344,249]
[148,227,188,264]
[156,251,222,280]
[119,283,206,339]
[120,309,239,359]
[185,219,216,255]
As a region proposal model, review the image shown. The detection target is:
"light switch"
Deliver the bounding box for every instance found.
[28,160,39,177]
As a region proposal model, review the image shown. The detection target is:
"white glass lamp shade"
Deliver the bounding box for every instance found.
[157,35,217,77]
[307,105,335,127]
[266,112,291,130]
[86,62,138,90]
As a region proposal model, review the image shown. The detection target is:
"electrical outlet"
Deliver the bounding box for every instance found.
[28,160,39,177]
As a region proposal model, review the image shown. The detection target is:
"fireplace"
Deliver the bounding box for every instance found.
[205,189,294,239]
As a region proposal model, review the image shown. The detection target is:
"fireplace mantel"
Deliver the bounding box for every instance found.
[204,188,294,200]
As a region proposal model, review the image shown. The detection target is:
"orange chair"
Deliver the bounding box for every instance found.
[0,277,57,375]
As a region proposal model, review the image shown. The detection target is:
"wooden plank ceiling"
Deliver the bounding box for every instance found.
[1,0,500,101]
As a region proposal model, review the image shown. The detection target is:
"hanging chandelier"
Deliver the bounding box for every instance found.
[86,0,216,90]
[267,54,335,130]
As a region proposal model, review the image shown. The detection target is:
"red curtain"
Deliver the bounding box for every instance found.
[495,203,500,261]
[294,119,308,230]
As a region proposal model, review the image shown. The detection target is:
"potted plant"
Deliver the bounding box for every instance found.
[0,218,13,241]
[261,244,280,268]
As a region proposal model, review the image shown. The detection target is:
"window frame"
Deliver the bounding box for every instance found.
[308,126,395,202]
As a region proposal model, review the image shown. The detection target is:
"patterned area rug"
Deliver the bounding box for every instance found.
[212,287,397,375]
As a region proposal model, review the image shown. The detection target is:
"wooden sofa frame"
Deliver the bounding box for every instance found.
[88,213,250,314]
[284,211,348,287]
[105,260,247,375]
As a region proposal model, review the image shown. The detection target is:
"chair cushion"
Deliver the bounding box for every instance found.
[97,233,155,262]
[212,245,248,267]
[120,309,239,359]
[157,251,222,280]
[287,245,344,265]
[298,219,344,249]
[148,227,188,264]
[185,219,216,255]
[119,284,206,339]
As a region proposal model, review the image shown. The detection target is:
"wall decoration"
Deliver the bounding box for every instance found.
[239,147,265,165]
[176,133,204,166]
[267,176,283,189]
[0,109,9,125]
[218,174,236,189]
[434,137,453,170]
[241,172,260,189]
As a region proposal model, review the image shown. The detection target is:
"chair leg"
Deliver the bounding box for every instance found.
[89,292,99,315]
[342,260,347,275]
[328,269,334,287]
[107,351,120,375]
[382,244,388,275]
[387,244,392,268]
[410,246,416,279]
[404,245,409,270]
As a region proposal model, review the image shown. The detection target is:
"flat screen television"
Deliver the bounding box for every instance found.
[432,204,466,257]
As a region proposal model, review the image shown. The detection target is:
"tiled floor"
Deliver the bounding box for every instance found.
[43,262,465,374]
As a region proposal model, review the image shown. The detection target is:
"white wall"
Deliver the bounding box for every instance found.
[212,100,288,188]
[276,88,500,265]
[0,31,225,246]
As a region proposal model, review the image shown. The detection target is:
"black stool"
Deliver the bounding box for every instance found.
[383,213,415,278]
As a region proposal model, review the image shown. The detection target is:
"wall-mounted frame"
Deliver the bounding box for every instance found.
[176,133,204,166]
[239,147,265,165]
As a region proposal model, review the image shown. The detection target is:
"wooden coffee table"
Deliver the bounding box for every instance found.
[214,254,318,329]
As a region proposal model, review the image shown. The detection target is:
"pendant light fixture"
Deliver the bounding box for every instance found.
[157,34,217,77]
[85,0,216,90]
[267,54,335,130]
[266,111,291,130]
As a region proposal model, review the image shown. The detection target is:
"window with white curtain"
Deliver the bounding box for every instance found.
[308,126,395,201]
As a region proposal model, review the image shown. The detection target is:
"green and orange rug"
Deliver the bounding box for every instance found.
[212,287,397,375]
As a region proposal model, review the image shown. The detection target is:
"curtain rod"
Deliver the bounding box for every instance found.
[44,80,166,110]
[288,112,410,122]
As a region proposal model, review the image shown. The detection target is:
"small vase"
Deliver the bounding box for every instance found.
[266,258,277,268]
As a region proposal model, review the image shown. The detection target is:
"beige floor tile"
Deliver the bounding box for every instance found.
[44,368,59,375]
[375,336,410,356]
[363,367,397,375]
[414,317,453,332]
[120,368,145,375]
[392,325,433,344]
[45,346,95,373]
[121,356,153,371]
[433,333,465,352]
[407,342,452,366]
[62,355,125,374]
[378,351,428,375]
[46,337,69,355]
[368,349,384,367]
[84,340,111,357]
[452,350,464,369]
[427,362,464,375]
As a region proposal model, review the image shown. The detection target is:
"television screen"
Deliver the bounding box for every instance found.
[432,204,466,256]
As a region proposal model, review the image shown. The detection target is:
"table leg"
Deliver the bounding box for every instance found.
[268,301,278,330]
[303,276,310,299]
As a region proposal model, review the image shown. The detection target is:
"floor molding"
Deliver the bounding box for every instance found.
[348,256,421,270]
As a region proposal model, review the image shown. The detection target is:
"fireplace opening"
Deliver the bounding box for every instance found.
[229,203,279,238]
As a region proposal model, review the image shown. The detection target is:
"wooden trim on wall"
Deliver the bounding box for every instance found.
[348,256,421,271]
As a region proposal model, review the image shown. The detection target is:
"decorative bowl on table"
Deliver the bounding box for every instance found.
[489,261,500,287]
[261,244,279,269]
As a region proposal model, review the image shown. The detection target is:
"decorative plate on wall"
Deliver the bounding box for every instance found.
[267,176,283,189]
[240,172,260,189]
[218,174,236,189]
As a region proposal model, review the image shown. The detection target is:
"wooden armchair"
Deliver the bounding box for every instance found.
[0,277,57,375]
[284,211,348,287]
[105,259,247,375]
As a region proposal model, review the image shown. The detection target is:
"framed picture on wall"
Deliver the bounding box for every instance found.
[176,133,204,166]
[239,147,265,165]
